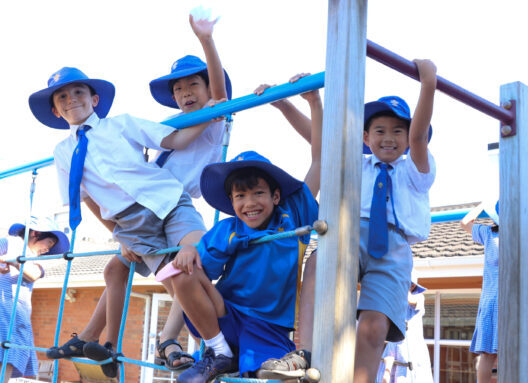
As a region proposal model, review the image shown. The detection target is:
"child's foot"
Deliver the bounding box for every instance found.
[154,339,194,370]
[83,341,118,378]
[46,333,87,359]
[177,347,237,383]
[257,349,311,380]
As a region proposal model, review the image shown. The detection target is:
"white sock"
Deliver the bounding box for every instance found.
[204,331,233,358]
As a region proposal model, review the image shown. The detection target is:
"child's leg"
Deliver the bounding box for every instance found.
[103,255,130,345]
[157,230,205,368]
[354,310,390,383]
[0,363,13,383]
[299,251,317,351]
[77,288,108,342]
[477,353,497,383]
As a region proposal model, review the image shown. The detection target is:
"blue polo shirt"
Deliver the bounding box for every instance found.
[198,183,319,329]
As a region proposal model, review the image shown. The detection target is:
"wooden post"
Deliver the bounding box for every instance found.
[498,82,528,382]
[312,1,367,382]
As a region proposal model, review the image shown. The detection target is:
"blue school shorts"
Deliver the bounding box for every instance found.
[357,218,413,342]
[114,192,206,277]
[184,301,295,374]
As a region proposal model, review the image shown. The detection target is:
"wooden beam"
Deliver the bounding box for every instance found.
[312,1,367,382]
[498,82,528,382]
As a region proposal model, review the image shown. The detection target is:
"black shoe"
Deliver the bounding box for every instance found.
[177,347,237,383]
[83,341,118,378]
[46,333,87,359]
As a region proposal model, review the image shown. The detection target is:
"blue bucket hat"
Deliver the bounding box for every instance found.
[484,200,499,225]
[9,216,70,255]
[28,67,115,130]
[200,151,303,216]
[363,96,433,154]
[149,55,232,109]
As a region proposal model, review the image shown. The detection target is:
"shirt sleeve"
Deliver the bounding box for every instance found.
[197,220,234,281]
[405,150,436,192]
[472,224,490,245]
[0,238,8,256]
[281,184,319,244]
[119,114,176,151]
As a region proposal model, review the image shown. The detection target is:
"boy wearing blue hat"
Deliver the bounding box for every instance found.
[155,85,322,382]
[353,59,437,382]
[35,13,232,377]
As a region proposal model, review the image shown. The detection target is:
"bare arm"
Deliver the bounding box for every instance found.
[382,356,395,383]
[5,261,44,283]
[254,84,312,143]
[190,14,227,100]
[409,59,437,173]
[460,202,485,234]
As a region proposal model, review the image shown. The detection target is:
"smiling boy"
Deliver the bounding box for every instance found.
[155,82,322,382]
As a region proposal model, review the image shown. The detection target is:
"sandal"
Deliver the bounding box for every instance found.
[83,341,118,378]
[46,333,87,359]
[154,339,194,371]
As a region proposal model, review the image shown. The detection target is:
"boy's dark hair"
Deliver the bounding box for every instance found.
[168,71,209,94]
[364,111,410,131]
[491,224,499,233]
[224,167,279,197]
[16,229,58,244]
[49,83,97,109]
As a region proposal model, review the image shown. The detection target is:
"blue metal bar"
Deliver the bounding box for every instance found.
[117,261,136,382]
[0,156,54,180]
[51,229,77,383]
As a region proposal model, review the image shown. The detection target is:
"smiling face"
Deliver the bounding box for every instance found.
[28,232,57,256]
[171,74,211,113]
[230,177,281,230]
[51,83,99,126]
[363,116,409,163]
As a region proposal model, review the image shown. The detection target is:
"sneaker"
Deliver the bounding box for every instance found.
[177,347,237,383]
[257,349,311,379]
[46,333,87,359]
[83,341,118,378]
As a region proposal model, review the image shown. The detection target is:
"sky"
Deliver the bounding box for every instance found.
[0,0,526,231]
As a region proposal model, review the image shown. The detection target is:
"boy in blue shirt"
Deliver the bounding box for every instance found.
[157,82,322,382]
[258,59,437,383]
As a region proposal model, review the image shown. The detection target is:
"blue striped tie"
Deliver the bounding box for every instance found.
[68,126,91,230]
[368,163,391,258]
[155,150,173,167]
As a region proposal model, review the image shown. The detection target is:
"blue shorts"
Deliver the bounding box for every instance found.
[114,192,206,277]
[357,219,412,342]
[184,301,295,374]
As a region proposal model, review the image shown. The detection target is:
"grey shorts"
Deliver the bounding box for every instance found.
[113,192,206,277]
[357,218,412,342]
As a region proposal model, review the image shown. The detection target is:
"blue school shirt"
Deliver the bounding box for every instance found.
[198,183,319,329]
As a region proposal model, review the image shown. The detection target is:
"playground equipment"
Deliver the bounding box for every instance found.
[1,1,526,382]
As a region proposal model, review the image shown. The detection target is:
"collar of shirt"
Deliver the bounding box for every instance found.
[69,112,99,139]
[233,204,289,240]
[367,153,405,170]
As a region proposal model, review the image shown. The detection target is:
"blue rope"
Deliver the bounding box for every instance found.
[0,170,37,382]
[117,261,136,382]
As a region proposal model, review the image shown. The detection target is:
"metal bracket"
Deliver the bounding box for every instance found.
[501,100,516,137]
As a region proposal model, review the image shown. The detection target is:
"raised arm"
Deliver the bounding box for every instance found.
[460,202,485,235]
[254,83,312,143]
[190,14,227,100]
[409,59,437,173]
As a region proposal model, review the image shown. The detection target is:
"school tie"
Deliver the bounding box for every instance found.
[368,163,393,258]
[68,125,91,230]
[155,150,173,167]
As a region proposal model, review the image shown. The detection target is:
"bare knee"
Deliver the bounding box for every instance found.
[357,312,390,349]
[104,256,129,286]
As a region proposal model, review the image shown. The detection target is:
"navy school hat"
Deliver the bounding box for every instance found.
[149,55,232,109]
[363,95,433,154]
[9,216,70,255]
[29,67,115,130]
[200,151,303,216]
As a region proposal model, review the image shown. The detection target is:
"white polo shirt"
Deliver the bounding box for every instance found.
[360,151,436,244]
[54,112,183,220]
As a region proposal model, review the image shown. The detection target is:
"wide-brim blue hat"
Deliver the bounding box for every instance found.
[363,95,433,154]
[149,55,232,109]
[200,151,303,216]
[484,200,500,225]
[29,67,115,130]
[9,216,70,255]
